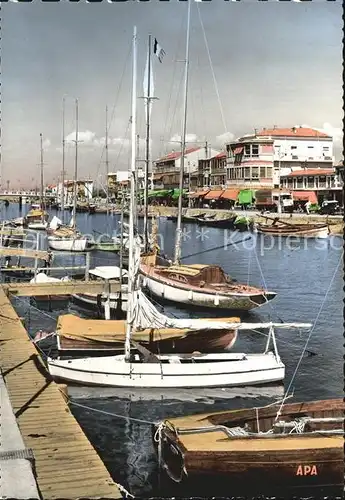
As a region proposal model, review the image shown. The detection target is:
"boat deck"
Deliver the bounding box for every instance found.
[0,286,122,499]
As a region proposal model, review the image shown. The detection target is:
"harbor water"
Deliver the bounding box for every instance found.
[2,203,343,497]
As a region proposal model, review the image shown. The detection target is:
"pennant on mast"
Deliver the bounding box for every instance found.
[153,38,165,63]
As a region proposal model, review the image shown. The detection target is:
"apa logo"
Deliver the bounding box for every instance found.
[296,465,318,476]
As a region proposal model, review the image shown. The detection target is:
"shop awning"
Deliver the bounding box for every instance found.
[292,191,318,204]
[233,146,244,155]
[204,189,224,201]
[188,190,210,199]
[220,188,240,201]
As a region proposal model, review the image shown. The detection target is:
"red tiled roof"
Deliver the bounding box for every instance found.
[256,127,330,138]
[292,191,318,203]
[287,168,335,177]
[158,147,201,162]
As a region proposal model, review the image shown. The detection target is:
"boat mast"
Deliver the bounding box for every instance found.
[72,99,79,231]
[174,0,191,265]
[124,26,137,362]
[143,34,152,253]
[105,105,110,215]
[39,133,44,219]
[61,96,66,222]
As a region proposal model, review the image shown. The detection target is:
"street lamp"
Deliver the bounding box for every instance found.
[274,145,286,214]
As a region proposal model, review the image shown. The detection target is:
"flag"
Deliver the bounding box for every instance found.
[153,38,165,63]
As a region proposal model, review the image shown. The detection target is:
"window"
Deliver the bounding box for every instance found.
[308,146,314,149]
[296,176,303,188]
[252,145,259,157]
[244,167,251,179]
[244,145,251,156]
[266,167,272,178]
[292,155,298,160]
[251,167,259,178]
[307,176,315,188]
[323,146,329,151]
[260,167,266,178]
[291,146,297,150]
[287,178,293,188]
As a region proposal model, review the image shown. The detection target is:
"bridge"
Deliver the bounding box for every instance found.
[0,191,56,200]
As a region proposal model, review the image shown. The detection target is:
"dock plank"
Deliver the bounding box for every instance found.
[2,280,121,296]
[0,287,122,499]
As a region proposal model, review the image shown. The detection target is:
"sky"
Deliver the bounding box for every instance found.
[1,0,343,189]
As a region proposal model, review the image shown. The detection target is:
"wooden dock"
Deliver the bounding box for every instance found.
[0,286,123,499]
[2,280,121,296]
[0,247,49,260]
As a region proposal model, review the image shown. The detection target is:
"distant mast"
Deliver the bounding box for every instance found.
[105,105,110,214]
[72,99,79,231]
[61,96,66,222]
[39,133,44,218]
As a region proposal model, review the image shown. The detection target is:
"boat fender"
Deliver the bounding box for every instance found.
[142,277,147,287]
[214,295,219,306]
[188,290,193,301]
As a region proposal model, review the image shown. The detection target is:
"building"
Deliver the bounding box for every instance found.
[280,167,343,205]
[153,146,220,190]
[225,126,334,189]
[197,152,227,188]
[49,180,94,204]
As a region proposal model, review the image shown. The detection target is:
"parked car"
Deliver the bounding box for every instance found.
[319,200,340,215]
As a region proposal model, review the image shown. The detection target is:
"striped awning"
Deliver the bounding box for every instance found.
[233,146,244,155]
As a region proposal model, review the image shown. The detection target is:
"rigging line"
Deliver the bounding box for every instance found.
[249,327,318,356]
[95,40,132,183]
[9,293,58,323]
[166,69,185,151]
[197,53,207,140]
[197,3,227,134]
[68,399,158,425]
[275,250,343,422]
[162,14,186,153]
[181,235,252,261]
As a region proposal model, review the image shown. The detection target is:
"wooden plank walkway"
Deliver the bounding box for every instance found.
[2,280,121,296]
[0,247,49,260]
[0,288,122,499]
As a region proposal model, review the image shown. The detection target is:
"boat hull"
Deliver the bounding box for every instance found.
[47,236,91,252]
[72,291,128,313]
[140,269,275,311]
[257,224,329,239]
[57,328,237,356]
[47,352,285,388]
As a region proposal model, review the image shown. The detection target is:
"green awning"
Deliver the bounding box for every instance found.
[171,189,188,200]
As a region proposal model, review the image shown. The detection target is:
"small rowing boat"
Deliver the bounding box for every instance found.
[256,216,329,238]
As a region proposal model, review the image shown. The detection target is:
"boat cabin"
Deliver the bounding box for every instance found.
[155,264,230,287]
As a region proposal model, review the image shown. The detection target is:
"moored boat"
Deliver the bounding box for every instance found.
[256,216,330,238]
[153,398,344,495]
[51,313,240,357]
[140,252,276,311]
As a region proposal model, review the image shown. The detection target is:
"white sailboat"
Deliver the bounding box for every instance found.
[47,27,311,389]
[47,99,94,252]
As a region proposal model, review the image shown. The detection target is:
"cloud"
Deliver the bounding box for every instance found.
[215,131,235,146]
[65,130,96,145]
[42,138,51,149]
[298,123,343,144]
[169,133,199,145]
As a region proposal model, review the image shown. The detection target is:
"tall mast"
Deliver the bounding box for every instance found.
[174,0,191,265]
[124,26,137,362]
[143,34,152,253]
[39,133,44,215]
[105,105,109,214]
[72,99,79,231]
[61,96,66,221]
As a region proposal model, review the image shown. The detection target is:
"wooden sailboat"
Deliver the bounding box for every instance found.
[139,9,276,311]
[256,215,330,238]
[47,313,241,356]
[47,99,94,252]
[153,399,344,494]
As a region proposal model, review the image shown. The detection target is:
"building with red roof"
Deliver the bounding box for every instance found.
[224,126,334,190]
